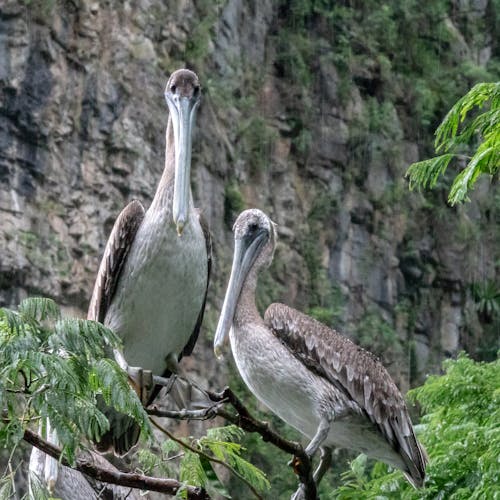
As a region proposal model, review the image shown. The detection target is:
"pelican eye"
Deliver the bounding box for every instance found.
[170,84,177,93]
[248,223,259,234]
[193,85,200,97]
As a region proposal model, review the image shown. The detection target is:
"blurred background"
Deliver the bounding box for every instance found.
[0,0,498,497]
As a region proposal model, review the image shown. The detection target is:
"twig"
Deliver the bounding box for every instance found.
[150,418,263,500]
[23,429,210,499]
[147,404,221,420]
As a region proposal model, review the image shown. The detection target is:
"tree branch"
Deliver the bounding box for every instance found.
[147,404,221,420]
[209,387,317,500]
[23,429,210,499]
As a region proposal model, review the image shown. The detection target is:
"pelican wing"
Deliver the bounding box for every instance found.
[181,210,212,357]
[265,302,427,487]
[88,200,145,322]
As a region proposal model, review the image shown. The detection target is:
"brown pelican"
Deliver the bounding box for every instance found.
[214,209,427,495]
[88,69,211,454]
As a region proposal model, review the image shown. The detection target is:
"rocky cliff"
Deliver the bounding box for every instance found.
[0,0,498,495]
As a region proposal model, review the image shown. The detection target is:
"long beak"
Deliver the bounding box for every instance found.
[165,93,199,235]
[214,230,268,359]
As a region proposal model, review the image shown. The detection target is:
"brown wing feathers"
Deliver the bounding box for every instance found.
[265,302,427,487]
[87,200,145,323]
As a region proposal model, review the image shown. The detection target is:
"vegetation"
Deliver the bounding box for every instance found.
[238,115,278,175]
[137,425,270,499]
[332,354,500,499]
[406,82,499,205]
[0,298,271,498]
[0,297,150,465]
[223,182,246,228]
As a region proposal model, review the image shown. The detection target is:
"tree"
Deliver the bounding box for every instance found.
[331,353,500,499]
[406,82,499,205]
[0,298,318,499]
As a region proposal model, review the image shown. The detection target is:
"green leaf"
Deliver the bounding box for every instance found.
[406,81,499,205]
[448,146,497,204]
[200,426,270,494]
[18,297,60,322]
[180,451,208,487]
[406,154,455,191]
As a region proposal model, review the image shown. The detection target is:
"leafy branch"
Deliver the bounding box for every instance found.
[406,82,499,205]
[209,387,318,499]
[0,298,152,464]
[1,299,317,498]
[150,419,266,499]
[23,427,209,499]
[148,377,317,497]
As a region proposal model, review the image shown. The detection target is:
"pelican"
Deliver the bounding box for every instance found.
[214,209,427,495]
[88,69,211,454]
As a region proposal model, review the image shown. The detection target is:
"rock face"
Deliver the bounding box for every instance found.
[1,0,497,383]
[0,0,498,493]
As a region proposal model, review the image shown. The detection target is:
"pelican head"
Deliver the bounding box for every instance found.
[214,209,277,358]
[164,69,201,235]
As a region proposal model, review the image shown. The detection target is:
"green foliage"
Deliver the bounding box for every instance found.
[184,0,224,70]
[471,279,500,323]
[224,182,246,228]
[142,426,270,498]
[407,82,500,205]
[238,116,278,175]
[356,308,404,362]
[332,353,500,499]
[0,298,151,465]
[136,426,270,497]
[200,426,270,494]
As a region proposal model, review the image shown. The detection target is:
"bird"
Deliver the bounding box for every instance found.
[88,68,211,454]
[213,208,427,495]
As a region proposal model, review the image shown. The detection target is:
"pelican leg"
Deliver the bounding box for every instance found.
[290,484,306,500]
[305,416,331,458]
[113,349,154,405]
[313,446,332,485]
[290,419,331,500]
[127,366,154,405]
[289,449,332,500]
[290,449,331,500]
[165,352,180,374]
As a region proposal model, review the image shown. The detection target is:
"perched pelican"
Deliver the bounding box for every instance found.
[88,69,211,454]
[214,209,427,494]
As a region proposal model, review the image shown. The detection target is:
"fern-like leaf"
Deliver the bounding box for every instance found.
[406,81,499,204]
[91,358,152,440]
[448,146,497,204]
[179,451,208,487]
[200,426,270,494]
[18,297,60,323]
[406,154,455,191]
[435,82,499,152]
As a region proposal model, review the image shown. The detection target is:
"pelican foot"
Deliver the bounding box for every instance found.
[288,455,303,475]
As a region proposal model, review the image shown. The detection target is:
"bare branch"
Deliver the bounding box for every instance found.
[147,404,221,420]
[23,429,210,499]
